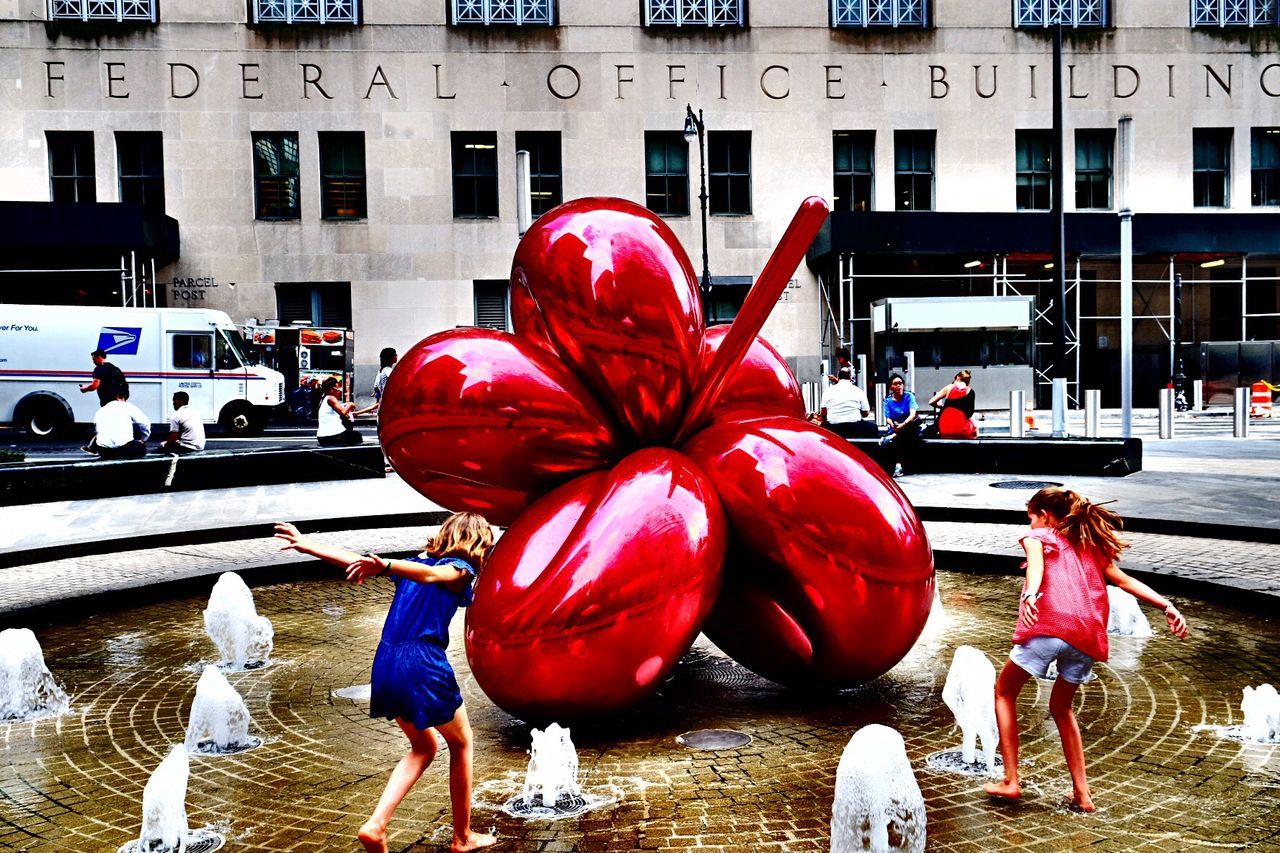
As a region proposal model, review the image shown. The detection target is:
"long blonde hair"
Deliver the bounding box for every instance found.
[424,511,495,569]
[1027,487,1128,564]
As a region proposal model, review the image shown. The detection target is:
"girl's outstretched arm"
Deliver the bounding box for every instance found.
[1019,538,1046,628]
[274,522,364,568]
[1103,563,1188,638]
[346,555,469,588]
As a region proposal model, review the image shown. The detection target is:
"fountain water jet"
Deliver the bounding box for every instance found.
[1240,684,1280,743]
[185,666,260,754]
[203,573,273,670]
[1107,587,1154,637]
[0,628,69,721]
[935,645,999,776]
[503,723,589,819]
[831,724,926,853]
[138,745,190,852]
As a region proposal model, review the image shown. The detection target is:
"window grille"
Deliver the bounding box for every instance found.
[1014,0,1107,27]
[643,0,745,27]
[1192,0,1278,25]
[474,281,510,331]
[251,0,358,25]
[49,0,156,22]
[831,0,927,27]
[452,0,555,25]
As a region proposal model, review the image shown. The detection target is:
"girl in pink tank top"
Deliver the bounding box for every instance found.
[983,488,1189,813]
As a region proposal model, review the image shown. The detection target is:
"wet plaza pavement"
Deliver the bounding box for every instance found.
[2,569,1276,852]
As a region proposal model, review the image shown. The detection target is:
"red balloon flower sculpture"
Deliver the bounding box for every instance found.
[380,196,935,719]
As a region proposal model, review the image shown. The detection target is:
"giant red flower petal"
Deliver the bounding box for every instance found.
[700,325,805,424]
[379,328,623,526]
[512,197,703,445]
[682,416,935,686]
[465,447,727,718]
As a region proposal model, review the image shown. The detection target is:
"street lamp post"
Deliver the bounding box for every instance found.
[684,104,712,318]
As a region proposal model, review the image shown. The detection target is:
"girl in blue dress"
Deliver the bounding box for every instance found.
[274,513,497,853]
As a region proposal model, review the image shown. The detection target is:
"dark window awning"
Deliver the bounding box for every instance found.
[807,211,1280,268]
[0,201,180,270]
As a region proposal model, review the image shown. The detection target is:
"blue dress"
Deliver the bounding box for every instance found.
[368,555,474,731]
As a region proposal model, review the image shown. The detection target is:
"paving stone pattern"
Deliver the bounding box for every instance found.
[1,573,1276,851]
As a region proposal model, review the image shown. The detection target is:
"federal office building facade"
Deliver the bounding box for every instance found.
[2,0,1279,403]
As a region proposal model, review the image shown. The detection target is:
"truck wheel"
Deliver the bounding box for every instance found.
[22,400,69,440]
[220,404,262,437]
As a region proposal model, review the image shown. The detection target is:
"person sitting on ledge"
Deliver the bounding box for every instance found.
[928,369,979,439]
[154,391,206,455]
[812,367,878,439]
[84,392,150,459]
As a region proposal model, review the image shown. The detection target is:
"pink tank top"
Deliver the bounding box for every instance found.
[1012,527,1110,661]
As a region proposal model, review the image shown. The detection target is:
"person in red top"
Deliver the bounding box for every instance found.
[984,487,1189,812]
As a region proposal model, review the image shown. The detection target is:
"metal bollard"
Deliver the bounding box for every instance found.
[1084,389,1101,438]
[875,383,887,427]
[1158,388,1175,439]
[1192,379,1203,411]
[1009,390,1026,438]
[1234,387,1250,437]
[1051,378,1067,437]
[905,351,915,394]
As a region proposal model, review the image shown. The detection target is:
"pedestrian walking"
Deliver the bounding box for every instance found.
[355,347,398,417]
[273,514,498,853]
[79,348,129,406]
[984,487,1189,812]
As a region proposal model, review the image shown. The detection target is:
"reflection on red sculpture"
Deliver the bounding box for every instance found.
[380,196,935,718]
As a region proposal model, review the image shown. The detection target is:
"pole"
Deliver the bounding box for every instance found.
[1158,387,1175,439]
[1010,390,1026,438]
[515,149,532,236]
[696,111,711,315]
[1172,272,1188,410]
[1118,116,1135,438]
[1052,25,1067,390]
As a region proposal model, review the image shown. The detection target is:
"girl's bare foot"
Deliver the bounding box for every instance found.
[451,831,497,852]
[358,819,388,853]
[983,779,1022,800]
[1069,791,1096,813]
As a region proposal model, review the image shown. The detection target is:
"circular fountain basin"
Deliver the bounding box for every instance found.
[3,571,1276,850]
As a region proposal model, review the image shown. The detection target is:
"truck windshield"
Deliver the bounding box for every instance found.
[216,328,250,370]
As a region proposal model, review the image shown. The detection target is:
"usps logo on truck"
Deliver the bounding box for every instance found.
[96,327,142,356]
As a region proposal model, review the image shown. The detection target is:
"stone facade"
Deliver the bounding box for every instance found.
[3,0,1279,394]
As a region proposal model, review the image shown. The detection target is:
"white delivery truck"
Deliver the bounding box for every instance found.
[0,305,285,438]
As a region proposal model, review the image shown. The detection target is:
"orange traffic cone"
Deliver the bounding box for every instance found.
[1251,381,1273,418]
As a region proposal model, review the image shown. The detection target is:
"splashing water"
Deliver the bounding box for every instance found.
[831,724,926,853]
[138,745,190,852]
[940,646,999,774]
[1240,684,1280,743]
[1107,587,1154,637]
[185,666,259,754]
[523,723,581,807]
[0,628,70,721]
[203,573,273,670]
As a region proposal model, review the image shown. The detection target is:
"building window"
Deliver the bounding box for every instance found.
[642,0,745,27]
[1192,0,1278,26]
[1075,129,1114,210]
[47,131,96,203]
[253,132,301,220]
[251,0,359,24]
[474,281,511,330]
[1014,0,1108,27]
[452,132,499,218]
[1193,128,1232,208]
[515,131,562,218]
[276,282,352,327]
[1015,129,1052,211]
[116,131,164,211]
[451,0,554,25]
[707,277,751,325]
[645,132,690,217]
[831,0,928,27]
[172,334,213,370]
[49,0,156,22]
[709,131,751,216]
[894,130,934,211]
[833,131,874,212]
[1252,127,1280,207]
[319,132,366,220]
